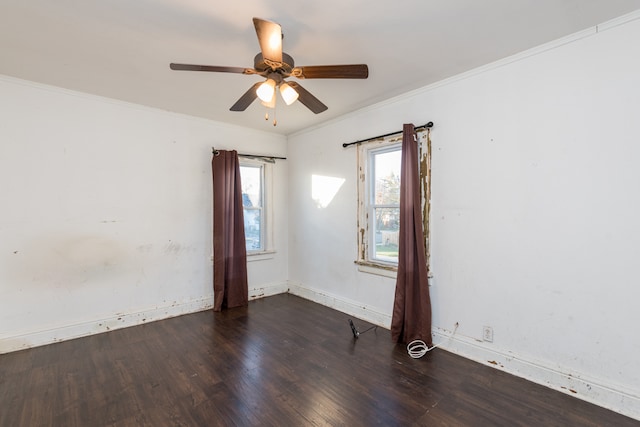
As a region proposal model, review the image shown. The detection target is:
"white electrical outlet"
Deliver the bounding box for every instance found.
[483,326,493,342]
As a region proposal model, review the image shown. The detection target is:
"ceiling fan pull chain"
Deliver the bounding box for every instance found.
[273,104,277,126]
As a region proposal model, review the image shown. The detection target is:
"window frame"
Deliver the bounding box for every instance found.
[239,158,274,258]
[356,130,431,277]
[357,137,403,272]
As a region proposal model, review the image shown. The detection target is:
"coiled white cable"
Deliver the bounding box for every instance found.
[407,322,459,359]
[407,340,431,358]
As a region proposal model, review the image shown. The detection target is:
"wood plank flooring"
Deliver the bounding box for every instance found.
[1,293,638,426]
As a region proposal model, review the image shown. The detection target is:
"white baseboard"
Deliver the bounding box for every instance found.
[0,281,289,355]
[249,281,289,300]
[0,295,215,354]
[289,282,640,422]
[432,329,640,422]
[288,282,392,328]
[433,328,640,420]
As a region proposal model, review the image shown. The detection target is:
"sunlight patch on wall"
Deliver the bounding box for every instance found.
[312,174,345,208]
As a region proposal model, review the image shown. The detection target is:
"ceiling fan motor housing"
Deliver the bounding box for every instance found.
[254,52,294,75]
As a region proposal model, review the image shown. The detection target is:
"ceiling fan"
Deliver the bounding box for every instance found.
[170,17,369,117]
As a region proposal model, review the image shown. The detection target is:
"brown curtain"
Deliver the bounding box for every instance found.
[212,150,248,311]
[390,124,433,346]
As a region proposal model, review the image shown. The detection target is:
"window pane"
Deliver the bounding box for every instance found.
[373,207,399,262]
[240,165,262,207]
[374,150,401,205]
[243,208,261,251]
[240,163,264,252]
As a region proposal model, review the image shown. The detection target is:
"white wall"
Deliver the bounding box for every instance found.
[288,13,640,419]
[0,76,288,353]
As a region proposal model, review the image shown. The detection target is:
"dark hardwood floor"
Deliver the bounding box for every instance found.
[1,294,638,426]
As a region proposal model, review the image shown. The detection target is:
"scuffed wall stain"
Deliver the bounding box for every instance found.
[164,240,182,255]
[3,234,203,290]
[58,236,123,267]
[136,243,153,253]
[164,240,197,256]
[2,234,129,288]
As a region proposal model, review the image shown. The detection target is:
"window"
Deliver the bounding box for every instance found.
[240,160,271,254]
[356,130,431,274]
[357,138,402,269]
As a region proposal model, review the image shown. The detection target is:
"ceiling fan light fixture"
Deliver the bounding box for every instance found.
[257,78,276,102]
[280,82,299,105]
[260,95,276,109]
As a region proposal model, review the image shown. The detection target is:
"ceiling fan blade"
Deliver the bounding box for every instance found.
[170,63,257,75]
[291,64,369,79]
[253,17,283,67]
[287,82,328,114]
[230,82,262,111]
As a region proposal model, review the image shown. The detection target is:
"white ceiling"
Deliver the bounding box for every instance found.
[1,0,639,135]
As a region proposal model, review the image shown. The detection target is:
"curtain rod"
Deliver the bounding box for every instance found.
[342,122,433,148]
[212,148,287,162]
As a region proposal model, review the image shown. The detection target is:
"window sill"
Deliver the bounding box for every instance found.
[247,250,276,262]
[355,261,397,278]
